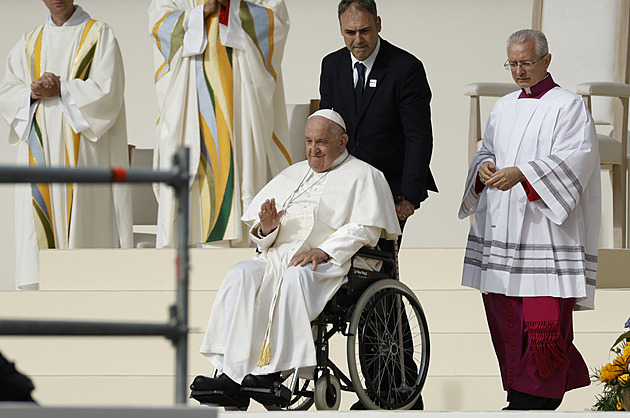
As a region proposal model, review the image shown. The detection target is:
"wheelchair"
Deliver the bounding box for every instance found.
[192,239,430,411]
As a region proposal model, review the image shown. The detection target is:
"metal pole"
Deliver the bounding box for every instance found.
[173,148,190,404]
[0,319,179,339]
[0,147,192,405]
[0,166,174,185]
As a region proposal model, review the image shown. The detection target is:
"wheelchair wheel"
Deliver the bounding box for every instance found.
[262,375,314,411]
[314,374,341,410]
[347,279,430,410]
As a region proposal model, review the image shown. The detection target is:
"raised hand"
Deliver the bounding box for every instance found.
[204,0,229,18]
[259,198,284,237]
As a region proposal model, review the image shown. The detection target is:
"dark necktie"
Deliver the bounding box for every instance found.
[354,62,366,112]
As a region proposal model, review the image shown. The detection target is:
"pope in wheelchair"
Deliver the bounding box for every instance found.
[191,110,429,410]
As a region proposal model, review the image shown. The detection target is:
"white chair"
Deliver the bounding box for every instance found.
[129,146,158,248]
[465,0,630,248]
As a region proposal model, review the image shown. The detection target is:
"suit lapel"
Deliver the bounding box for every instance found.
[355,39,390,125]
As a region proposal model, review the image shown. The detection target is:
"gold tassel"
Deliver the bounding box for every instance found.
[257,340,271,367]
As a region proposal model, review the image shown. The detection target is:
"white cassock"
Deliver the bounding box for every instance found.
[148,0,291,247]
[0,6,132,289]
[459,87,601,311]
[200,150,401,382]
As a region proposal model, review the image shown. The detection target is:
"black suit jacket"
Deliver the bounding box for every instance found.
[319,38,437,206]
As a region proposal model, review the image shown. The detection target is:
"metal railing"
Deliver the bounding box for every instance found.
[0,147,191,404]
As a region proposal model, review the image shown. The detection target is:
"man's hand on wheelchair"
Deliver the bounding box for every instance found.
[258,198,284,237]
[290,248,329,271]
[395,199,415,221]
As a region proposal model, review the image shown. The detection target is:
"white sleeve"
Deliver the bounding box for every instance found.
[318,224,381,266]
[58,80,90,133]
[220,0,246,50]
[249,221,279,251]
[12,95,37,142]
[182,4,207,57]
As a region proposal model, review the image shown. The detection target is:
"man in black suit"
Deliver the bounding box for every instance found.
[319,0,437,229]
[319,0,434,410]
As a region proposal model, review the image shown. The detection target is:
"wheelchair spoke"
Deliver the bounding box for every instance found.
[348,279,430,410]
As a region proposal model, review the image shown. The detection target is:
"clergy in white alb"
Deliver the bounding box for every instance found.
[458,30,600,409]
[148,0,292,248]
[0,1,132,289]
[193,110,400,404]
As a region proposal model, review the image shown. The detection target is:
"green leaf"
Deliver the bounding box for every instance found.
[611,332,630,350]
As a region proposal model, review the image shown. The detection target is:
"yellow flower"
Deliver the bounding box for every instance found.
[617,397,624,411]
[599,361,625,381]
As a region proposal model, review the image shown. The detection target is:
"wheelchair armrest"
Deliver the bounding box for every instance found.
[355,246,395,263]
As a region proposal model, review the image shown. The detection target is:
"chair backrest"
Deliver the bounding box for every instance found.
[285,99,324,163]
[129,147,158,226]
[532,0,630,125]
[286,104,309,163]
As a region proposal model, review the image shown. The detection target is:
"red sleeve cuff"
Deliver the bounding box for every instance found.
[474,173,485,194]
[219,2,230,25]
[522,179,541,201]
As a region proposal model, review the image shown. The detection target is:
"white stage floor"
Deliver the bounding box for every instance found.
[0,404,616,417]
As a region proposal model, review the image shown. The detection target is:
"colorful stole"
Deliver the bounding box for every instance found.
[25,20,102,249]
[153,1,289,243]
[239,1,291,165]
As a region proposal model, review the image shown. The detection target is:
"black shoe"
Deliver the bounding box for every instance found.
[191,373,241,392]
[190,374,249,409]
[350,400,367,410]
[241,372,282,390]
[504,389,562,410]
[410,394,424,410]
[241,372,291,406]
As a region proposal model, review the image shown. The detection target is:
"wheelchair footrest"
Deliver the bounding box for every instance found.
[190,389,249,409]
[241,384,292,406]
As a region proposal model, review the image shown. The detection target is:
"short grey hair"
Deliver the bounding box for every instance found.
[329,120,346,138]
[338,0,378,21]
[507,29,549,58]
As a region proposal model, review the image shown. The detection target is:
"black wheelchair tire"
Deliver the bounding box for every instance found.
[346,279,430,410]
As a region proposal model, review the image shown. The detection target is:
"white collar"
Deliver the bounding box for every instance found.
[46,5,91,27]
[329,149,349,171]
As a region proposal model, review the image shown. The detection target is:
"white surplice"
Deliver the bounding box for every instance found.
[459,87,601,311]
[200,151,401,382]
[148,0,291,247]
[0,6,132,289]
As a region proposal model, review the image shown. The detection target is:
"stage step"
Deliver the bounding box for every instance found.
[0,404,214,418]
[0,248,627,411]
[0,405,616,417]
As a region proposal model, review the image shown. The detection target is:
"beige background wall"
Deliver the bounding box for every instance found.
[0,0,540,290]
[0,1,625,411]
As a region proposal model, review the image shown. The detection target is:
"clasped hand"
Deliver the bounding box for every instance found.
[204,0,229,17]
[478,162,525,191]
[31,72,61,100]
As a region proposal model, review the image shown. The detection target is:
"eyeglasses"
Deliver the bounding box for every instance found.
[504,54,547,70]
